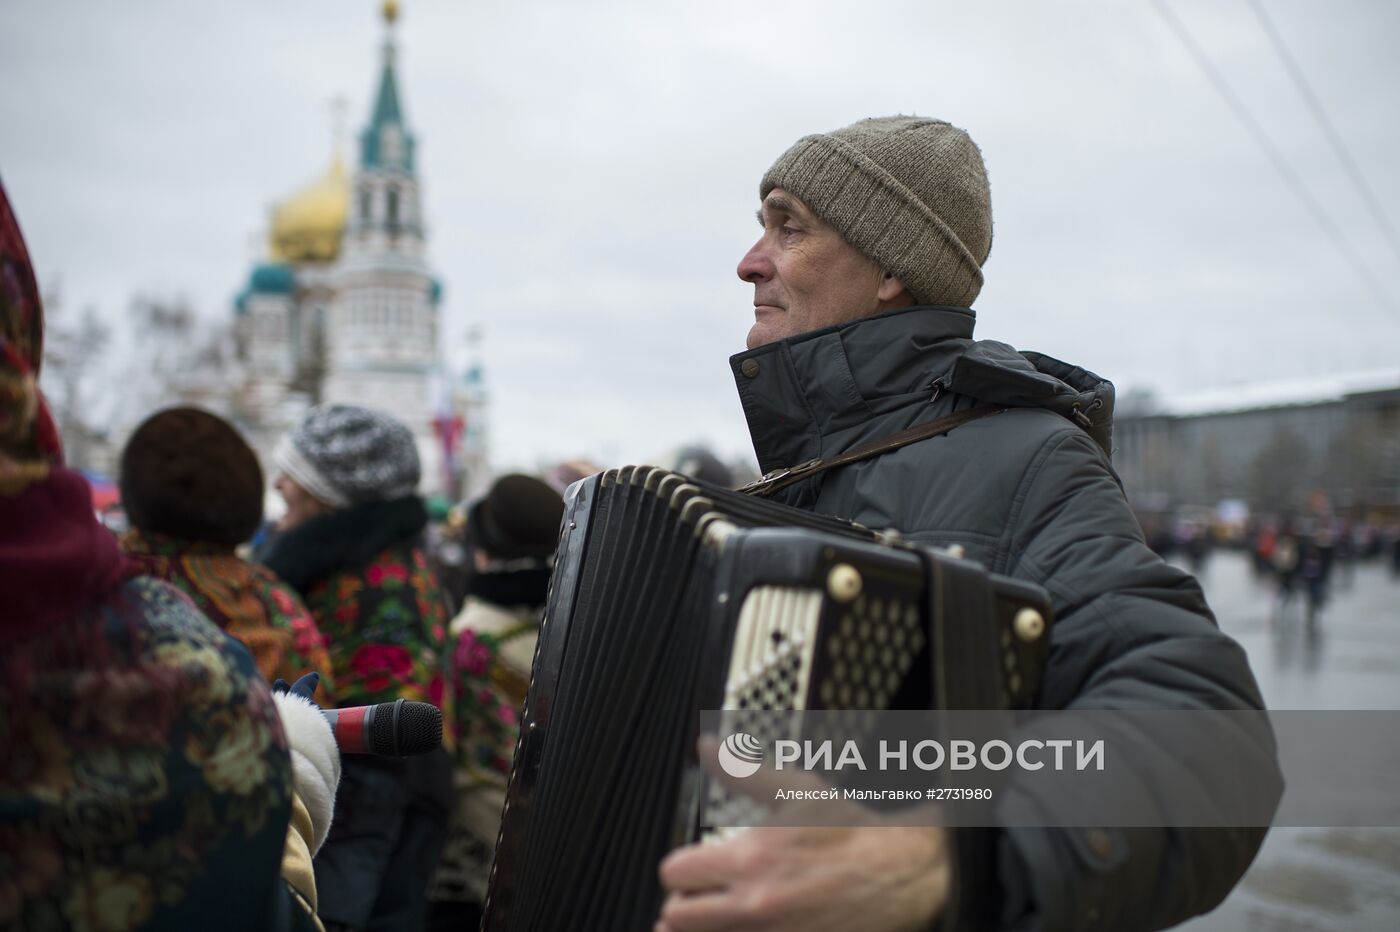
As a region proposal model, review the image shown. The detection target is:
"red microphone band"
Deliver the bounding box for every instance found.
[332,705,371,755]
[319,699,439,756]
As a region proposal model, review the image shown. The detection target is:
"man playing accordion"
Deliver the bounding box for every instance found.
[654,116,1279,932]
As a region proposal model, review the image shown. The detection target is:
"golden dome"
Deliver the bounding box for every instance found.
[269,157,349,263]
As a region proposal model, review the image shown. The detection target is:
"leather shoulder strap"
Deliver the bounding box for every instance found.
[740,406,1005,498]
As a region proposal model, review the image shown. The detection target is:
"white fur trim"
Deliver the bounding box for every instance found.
[273,689,341,854]
[449,596,525,638]
[273,435,351,509]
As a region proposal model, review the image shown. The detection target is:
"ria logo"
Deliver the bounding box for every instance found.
[717,733,764,779]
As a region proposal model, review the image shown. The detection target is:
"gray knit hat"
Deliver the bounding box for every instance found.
[760,115,992,308]
[274,404,421,507]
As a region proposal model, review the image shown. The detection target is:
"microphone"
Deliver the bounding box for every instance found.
[322,699,443,756]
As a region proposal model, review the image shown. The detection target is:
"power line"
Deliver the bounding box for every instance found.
[1245,0,1400,264]
[1148,0,1399,321]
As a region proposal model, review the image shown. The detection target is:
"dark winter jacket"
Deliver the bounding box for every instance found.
[730,304,1281,932]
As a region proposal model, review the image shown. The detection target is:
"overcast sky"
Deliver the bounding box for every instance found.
[2,0,1397,472]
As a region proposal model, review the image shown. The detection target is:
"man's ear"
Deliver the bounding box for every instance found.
[876,271,915,309]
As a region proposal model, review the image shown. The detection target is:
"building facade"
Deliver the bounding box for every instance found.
[1114,373,1400,517]
[232,2,486,498]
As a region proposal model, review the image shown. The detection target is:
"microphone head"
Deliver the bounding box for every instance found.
[368,699,444,756]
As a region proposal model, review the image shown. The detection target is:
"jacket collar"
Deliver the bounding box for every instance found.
[731,305,976,475]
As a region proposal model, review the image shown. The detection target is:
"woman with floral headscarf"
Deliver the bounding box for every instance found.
[259,403,454,932]
[0,180,335,931]
[117,405,337,703]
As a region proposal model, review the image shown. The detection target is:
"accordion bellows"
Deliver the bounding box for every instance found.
[485,467,1051,931]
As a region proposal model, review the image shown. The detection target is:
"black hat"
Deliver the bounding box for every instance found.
[673,445,734,488]
[466,473,565,561]
[120,407,263,545]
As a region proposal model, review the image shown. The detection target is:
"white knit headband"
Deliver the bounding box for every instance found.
[273,435,351,508]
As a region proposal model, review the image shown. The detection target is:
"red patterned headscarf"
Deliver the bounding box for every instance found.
[0,181,62,487]
[0,178,136,643]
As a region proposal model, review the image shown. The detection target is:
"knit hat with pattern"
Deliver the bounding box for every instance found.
[274,404,420,508]
[760,115,992,308]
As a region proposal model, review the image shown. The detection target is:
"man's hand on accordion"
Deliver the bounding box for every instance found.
[655,737,950,932]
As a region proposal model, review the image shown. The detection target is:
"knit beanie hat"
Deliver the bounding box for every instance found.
[466,473,565,561]
[274,404,420,507]
[760,115,992,308]
[120,407,264,545]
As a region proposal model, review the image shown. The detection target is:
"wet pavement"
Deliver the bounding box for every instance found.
[1173,552,1400,931]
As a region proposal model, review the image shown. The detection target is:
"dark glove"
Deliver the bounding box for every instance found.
[272,672,321,703]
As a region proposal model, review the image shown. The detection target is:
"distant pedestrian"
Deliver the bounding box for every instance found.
[1387,522,1400,579]
[1179,520,1211,576]
[1334,517,1356,591]
[1272,523,1301,618]
[1299,525,1336,624]
[1251,521,1277,580]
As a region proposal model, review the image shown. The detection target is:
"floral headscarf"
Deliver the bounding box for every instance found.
[0,179,62,491]
[0,178,136,643]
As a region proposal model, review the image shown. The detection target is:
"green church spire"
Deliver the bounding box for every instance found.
[360,1,415,172]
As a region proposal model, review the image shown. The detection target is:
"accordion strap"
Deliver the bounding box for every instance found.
[740,406,1006,498]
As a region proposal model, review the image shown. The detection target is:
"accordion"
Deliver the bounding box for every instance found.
[484,466,1052,931]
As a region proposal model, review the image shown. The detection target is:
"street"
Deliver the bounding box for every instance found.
[1176,551,1400,931]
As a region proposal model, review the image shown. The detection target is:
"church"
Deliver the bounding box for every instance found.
[232,1,477,498]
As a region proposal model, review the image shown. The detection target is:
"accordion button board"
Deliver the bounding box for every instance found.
[484,466,1052,932]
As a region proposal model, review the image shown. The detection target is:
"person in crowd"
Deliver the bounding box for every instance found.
[0,179,334,931]
[117,405,335,702]
[1178,518,1211,576]
[423,496,470,613]
[259,404,453,932]
[1139,513,1174,560]
[1299,493,1339,618]
[429,473,564,930]
[1389,520,1400,578]
[1297,523,1336,626]
[540,458,603,496]
[671,444,735,488]
[1272,518,1302,618]
[1334,514,1356,591]
[1250,518,1277,580]
[655,116,1280,932]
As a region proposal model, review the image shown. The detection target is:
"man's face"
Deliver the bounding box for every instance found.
[738,188,891,350]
